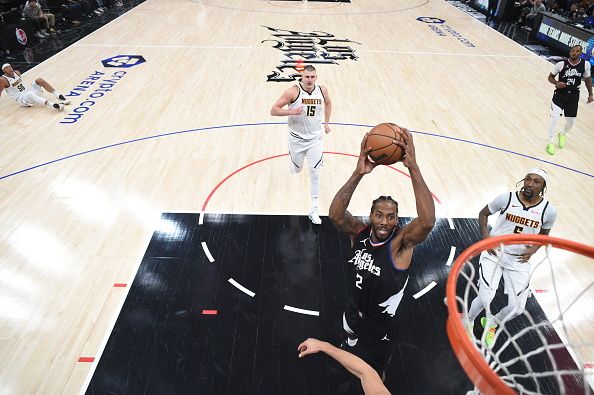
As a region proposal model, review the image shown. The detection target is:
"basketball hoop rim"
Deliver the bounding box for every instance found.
[446,234,594,395]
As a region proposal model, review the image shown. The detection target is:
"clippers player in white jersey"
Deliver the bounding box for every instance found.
[328,130,435,376]
[466,169,557,347]
[270,65,332,225]
[1,63,70,111]
[545,45,593,155]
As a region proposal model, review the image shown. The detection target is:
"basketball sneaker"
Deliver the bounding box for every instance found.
[546,143,555,155]
[52,102,64,111]
[480,316,497,348]
[57,94,71,105]
[308,207,321,225]
[557,133,566,148]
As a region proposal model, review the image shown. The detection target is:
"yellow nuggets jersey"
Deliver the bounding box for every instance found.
[488,192,557,257]
[2,73,27,101]
[287,84,325,140]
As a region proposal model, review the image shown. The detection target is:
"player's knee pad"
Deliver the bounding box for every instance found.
[309,166,320,196]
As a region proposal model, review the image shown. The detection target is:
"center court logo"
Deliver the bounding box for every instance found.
[60,55,146,124]
[262,26,360,82]
[417,16,476,48]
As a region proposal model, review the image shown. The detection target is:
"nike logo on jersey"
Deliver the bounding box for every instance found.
[349,249,381,276]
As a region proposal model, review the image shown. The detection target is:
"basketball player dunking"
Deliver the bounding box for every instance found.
[1,63,70,110]
[466,169,557,348]
[328,130,435,376]
[545,45,593,155]
[270,65,332,224]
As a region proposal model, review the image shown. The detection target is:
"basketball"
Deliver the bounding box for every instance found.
[366,123,405,165]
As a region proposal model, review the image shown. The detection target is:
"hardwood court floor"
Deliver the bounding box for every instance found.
[0,0,592,394]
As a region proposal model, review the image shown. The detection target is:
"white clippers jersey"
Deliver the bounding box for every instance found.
[287,84,325,140]
[2,73,27,101]
[488,192,557,257]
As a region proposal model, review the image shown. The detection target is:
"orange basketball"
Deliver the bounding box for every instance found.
[366,123,405,165]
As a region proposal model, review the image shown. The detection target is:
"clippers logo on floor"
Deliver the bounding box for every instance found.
[262,26,360,82]
[417,16,476,48]
[59,55,146,124]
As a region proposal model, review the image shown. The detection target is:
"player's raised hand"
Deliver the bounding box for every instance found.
[357,133,379,175]
[394,128,417,169]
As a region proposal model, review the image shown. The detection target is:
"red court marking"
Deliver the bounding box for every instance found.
[585,363,594,369]
[78,357,95,363]
[113,283,127,287]
[533,289,549,293]
[202,310,218,315]
[201,152,441,210]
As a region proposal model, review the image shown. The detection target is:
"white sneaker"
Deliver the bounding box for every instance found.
[52,102,64,111]
[308,207,321,225]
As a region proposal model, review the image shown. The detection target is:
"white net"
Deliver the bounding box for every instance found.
[450,235,594,395]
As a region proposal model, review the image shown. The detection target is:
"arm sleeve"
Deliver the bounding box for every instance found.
[584,61,591,79]
[542,205,557,229]
[551,61,564,76]
[487,192,510,214]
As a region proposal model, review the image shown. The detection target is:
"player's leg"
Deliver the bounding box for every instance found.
[33,78,70,105]
[546,95,564,155]
[305,136,323,225]
[20,90,63,111]
[468,252,502,322]
[495,269,530,324]
[557,93,579,149]
[287,134,306,175]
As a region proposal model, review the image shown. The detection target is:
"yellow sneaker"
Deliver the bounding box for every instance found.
[480,316,497,348]
[546,143,555,155]
[557,133,566,148]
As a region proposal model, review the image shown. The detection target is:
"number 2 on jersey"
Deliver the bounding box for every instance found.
[306,105,316,117]
[355,273,362,289]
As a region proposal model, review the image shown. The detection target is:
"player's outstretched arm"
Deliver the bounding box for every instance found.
[298,338,390,395]
[329,134,375,239]
[270,86,302,117]
[396,129,435,246]
[585,76,593,103]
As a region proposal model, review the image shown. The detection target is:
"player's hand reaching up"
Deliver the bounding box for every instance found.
[357,133,379,175]
[394,128,418,169]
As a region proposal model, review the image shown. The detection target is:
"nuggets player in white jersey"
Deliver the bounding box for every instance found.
[0,63,70,111]
[270,65,332,224]
[466,169,557,347]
